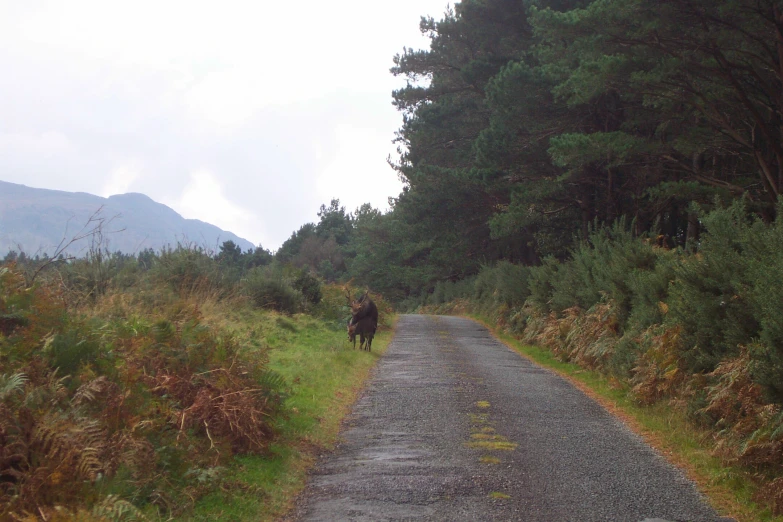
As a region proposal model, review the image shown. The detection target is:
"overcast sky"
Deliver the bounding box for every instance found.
[0,0,449,250]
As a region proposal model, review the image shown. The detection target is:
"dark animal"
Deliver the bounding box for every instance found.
[347,316,376,351]
[348,290,378,326]
[345,289,379,351]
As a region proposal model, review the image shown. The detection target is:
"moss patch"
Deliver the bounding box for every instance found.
[489,492,511,499]
[466,440,518,451]
[480,455,502,464]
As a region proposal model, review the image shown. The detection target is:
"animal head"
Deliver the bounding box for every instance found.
[348,290,370,316]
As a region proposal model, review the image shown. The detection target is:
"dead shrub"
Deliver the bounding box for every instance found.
[702,347,783,467]
[565,301,619,369]
[1,376,108,516]
[756,477,783,516]
[151,368,279,455]
[526,303,619,370]
[630,326,685,405]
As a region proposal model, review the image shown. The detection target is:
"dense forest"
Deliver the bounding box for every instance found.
[277,0,783,302]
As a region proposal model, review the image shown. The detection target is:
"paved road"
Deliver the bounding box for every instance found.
[292,315,732,522]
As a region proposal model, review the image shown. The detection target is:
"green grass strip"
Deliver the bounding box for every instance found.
[187,310,394,521]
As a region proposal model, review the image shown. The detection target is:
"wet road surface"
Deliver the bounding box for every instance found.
[291,315,733,522]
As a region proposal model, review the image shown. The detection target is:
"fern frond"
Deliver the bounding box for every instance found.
[76,446,103,480]
[151,320,175,343]
[32,414,107,481]
[46,371,70,407]
[257,369,287,395]
[92,494,148,521]
[0,373,28,400]
[116,435,155,477]
[71,376,110,406]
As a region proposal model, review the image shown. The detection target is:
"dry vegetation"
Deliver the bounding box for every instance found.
[0,247,386,521]
[0,266,287,520]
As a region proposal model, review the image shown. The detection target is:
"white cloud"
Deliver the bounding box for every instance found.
[101,163,141,197]
[0,130,73,158]
[316,124,403,213]
[0,0,450,249]
[167,169,266,248]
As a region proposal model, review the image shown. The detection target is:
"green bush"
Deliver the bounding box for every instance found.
[740,202,783,401]
[625,248,677,331]
[431,281,448,305]
[429,277,475,306]
[152,245,232,296]
[242,267,303,314]
[667,201,760,373]
[44,327,102,379]
[552,222,658,324]
[526,222,667,333]
[526,256,560,313]
[473,262,530,308]
[293,269,322,306]
[311,284,351,324]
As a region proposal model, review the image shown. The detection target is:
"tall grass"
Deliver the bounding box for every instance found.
[187,289,394,521]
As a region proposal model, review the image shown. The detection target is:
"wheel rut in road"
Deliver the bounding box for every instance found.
[292,315,733,522]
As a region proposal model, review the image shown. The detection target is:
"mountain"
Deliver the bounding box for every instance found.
[0,181,256,256]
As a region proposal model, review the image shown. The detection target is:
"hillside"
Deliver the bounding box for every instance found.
[0,180,255,255]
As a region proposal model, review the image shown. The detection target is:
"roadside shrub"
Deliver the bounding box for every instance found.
[396,294,424,313]
[473,267,494,303]
[448,277,475,302]
[242,267,303,314]
[293,269,322,306]
[496,262,530,307]
[549,222,659,327]
[311,284,350,324]
[609,334,644,377]
[431,281,447,305]
[153,244,231,297]
[743,202,783,402]
[625,248,677,330]
[548,256,587,312]
[667,201,761,373]
[473,262,530,309]
[526,256,560,312]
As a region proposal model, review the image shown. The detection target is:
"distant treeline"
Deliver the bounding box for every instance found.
[5,240,321,315]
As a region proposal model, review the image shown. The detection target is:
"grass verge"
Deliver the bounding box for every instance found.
[467,313,783,522]
[186,308,395,521]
